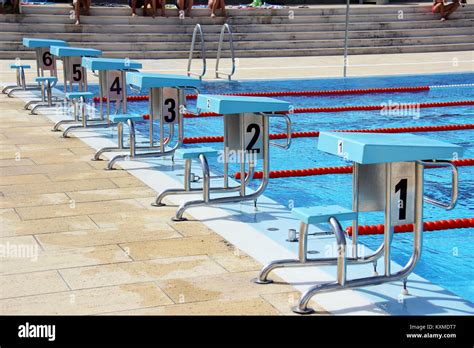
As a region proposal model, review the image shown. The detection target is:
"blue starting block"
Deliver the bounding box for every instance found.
[7,38,68,108]
[65,91,94,100]
[109,114,144,123]
[104,72,201,170]
[81,58,142,119]
[82,57,142,72]
[292,205,357,225]
[154,94,293,222]
[50,46,102,95]
[174,147,219,160]
[23,76,59,114]
[198,95,291,114]
[127,72,200,90]
[318,132,460,164]
[2,63,32,96]
[78,58,145,163]
[257,131,463,314]
[48,47,103,135]
[3,38,67,96]
[22,38,68,78]
[23,38,68,49]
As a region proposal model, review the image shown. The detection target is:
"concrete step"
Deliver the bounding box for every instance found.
[2,42,472,60]
[2,3,473,60]
[1,26,472,43]
[4,34,473,52]
[2,11,474,25]
[19,4,472,17]
[1,18,472,34]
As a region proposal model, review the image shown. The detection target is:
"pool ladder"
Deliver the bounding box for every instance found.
[215,23,236,81]
[187,24,207,80]
[187,23,236,80]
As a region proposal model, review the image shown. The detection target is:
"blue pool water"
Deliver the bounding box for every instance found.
[86,71,474,303]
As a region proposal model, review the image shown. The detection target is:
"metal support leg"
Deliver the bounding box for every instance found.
[292,217,347,314]
[291,163,425,314]
[63,98,87,138]
[254,221,309,284]
[53,99,78,132]
[255,227,385,285]
[29,82,60,115]
[107,119,136,170]
[171,154,211,222]
[373,260,379,276]
[401,278,409,295]
[93,122,124,161]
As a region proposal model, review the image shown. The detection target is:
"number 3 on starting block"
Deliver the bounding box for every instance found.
[162,88,179,123]
[107,71,123,102]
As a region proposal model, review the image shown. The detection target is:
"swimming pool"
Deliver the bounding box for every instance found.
[87,71,474,304]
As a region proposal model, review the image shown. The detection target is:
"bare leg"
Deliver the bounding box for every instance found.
[131,0,137,15]
[12,0,20,13]
[443,1,460,19]
[143,0,149,16]
[74,0,81,24]
[186,0,192,16]
[84,0,90,16]
[209,0,216,17]
[219,0,226,16]
[160,0,166,16]
[150,0,156,17]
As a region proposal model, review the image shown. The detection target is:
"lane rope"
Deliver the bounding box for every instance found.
[346,217,474,235]
[183,123,474,144]
[234,158,474,180]
[93,83,474,103]
[138,100,474,121]
[183,100,474,117]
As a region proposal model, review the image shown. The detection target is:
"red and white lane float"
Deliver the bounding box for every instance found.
[93,83,474,103]
[346,218,474,235]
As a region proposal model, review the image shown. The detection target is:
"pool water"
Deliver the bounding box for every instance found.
[87,71,474,303]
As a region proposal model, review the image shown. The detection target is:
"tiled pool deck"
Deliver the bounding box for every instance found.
[0,51,473,315]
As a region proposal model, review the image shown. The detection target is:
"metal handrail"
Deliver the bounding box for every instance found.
[187,24,207,80]
[265,113,292,150]
[215,23,236,80]
[419,160,459,210]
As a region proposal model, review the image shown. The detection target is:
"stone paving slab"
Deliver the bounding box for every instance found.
[0,92,300,315]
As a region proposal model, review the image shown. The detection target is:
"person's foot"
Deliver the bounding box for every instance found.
[75,19,80,25]
[440,17,446,21]
[210,12,216,17]
[131,12,137,16]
